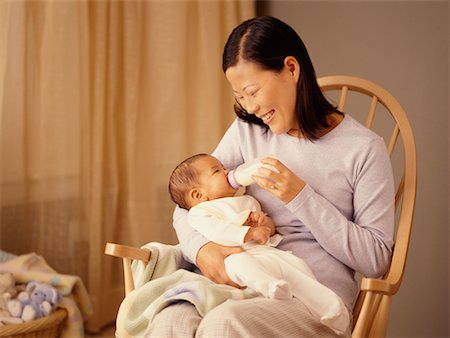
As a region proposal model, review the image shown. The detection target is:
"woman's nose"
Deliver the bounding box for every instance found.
[245,98,260,115]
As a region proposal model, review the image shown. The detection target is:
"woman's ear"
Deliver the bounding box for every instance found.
[284,56,300,82]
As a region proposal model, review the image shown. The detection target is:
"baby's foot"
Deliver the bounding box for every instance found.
[268,280,292,299]
[320,298,350,335]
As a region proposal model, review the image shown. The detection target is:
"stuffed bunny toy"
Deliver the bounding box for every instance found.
[7,280,61,322]
[0,272,17,317]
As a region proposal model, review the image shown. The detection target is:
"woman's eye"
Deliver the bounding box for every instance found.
[248,88,259,97]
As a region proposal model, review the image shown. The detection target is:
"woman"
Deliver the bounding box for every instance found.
[150,16,395,337]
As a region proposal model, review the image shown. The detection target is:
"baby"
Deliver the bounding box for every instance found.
[168,153,349,334]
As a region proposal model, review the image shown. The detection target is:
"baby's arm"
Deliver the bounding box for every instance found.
[188,208,250,246]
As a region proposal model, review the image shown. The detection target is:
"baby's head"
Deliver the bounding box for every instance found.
[168,154,238,209]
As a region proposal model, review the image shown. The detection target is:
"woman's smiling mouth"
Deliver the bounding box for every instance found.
[259,110,275,123]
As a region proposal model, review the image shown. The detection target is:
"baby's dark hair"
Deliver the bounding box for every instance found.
[168,153,209,210]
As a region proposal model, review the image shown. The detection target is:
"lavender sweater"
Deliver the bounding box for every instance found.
[173,114,395,309]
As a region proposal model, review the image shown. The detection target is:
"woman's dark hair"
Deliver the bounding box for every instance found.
[222,16,340,140]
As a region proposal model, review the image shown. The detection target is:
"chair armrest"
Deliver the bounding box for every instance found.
[105,242,151,263]
[360,277,394,295]
[105,242,152,295]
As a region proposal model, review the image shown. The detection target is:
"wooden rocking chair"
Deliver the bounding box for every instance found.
[105,75,417,338]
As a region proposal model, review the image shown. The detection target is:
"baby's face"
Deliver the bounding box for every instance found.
[194,155,238,200]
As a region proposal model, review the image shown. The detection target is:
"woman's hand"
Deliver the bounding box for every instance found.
[253,157,306,204]
[196,242,243,288]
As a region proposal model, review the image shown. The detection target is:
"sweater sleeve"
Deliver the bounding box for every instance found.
[285,137,395,278]
[212,119,245,169]
[172,205,208,264]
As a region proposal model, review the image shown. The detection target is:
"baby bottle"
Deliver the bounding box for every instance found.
[227,156,278,189]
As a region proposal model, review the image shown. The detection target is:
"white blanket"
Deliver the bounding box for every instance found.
[115,243,253,338]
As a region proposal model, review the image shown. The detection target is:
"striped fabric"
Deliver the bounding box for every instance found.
[145,297,351,337]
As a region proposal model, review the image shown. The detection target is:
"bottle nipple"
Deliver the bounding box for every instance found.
[227,169,240,189]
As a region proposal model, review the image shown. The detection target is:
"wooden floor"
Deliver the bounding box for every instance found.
[85,323,116,338]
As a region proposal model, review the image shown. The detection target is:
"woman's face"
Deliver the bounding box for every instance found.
[225,58,300,135]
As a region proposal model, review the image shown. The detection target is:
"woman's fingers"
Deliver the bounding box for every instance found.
[196,242,243,288]
[251,158,305,203]
[221,246,245,288]
[261,156,285,172]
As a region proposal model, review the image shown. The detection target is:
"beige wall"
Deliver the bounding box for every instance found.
[259,1,449,337]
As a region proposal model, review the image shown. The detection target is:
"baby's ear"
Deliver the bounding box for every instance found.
[189,188,204,202]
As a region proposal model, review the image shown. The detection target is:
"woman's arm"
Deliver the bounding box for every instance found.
[172,205,208,264]
[254,137,395,278]
[295,139,394,277]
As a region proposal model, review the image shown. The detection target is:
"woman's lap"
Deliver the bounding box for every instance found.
[145,301,201,337]
[145,297,350,338]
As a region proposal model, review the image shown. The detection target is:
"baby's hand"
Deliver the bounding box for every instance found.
[244,211,265,227]
[244,226,271,244]
[256,213,276,235]
[243,213,256,227]
[243,212,257,227]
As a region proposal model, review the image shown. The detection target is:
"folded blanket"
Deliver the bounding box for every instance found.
[116,242,253,337]
[131,242,193,289]
[0,250,16,263]
[0,253,93,337]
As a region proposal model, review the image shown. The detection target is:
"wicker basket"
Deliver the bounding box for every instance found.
[0,308,67,338]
